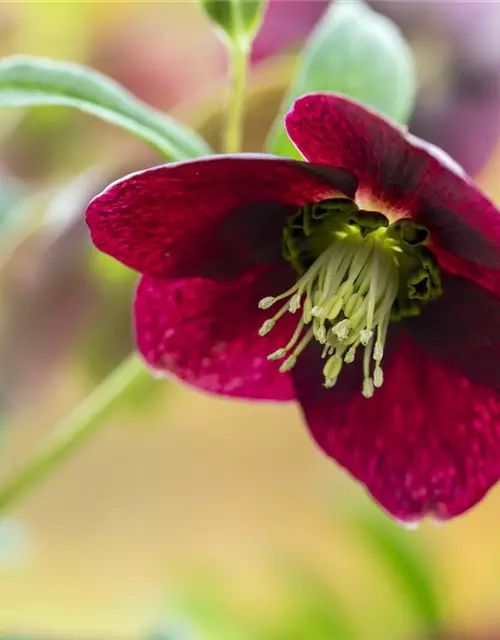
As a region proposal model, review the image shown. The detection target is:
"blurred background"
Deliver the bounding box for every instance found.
[0,1,500,639]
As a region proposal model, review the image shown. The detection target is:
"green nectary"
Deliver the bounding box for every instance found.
[258,198,442,397]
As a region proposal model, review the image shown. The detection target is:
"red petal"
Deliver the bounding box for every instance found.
[134,263,298,400]
[408,272,500,389]
[86,154,357,278]
[285,94,500,268]
[436,248,500,299]
[291,335,500,522]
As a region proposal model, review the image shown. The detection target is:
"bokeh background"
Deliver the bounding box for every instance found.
[1,1,500,639]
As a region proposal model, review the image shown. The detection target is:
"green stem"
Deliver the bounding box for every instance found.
[225,38,249,153]
[0,352,145,514]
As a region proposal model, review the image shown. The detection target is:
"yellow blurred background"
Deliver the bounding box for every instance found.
[1,2,500,639]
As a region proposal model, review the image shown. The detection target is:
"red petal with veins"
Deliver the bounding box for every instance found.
[291,335,500,521]
[408,272,500,390]
[134,263,298,400]
[86,154,357,279]
[436,248,500,299]
[285,93,500,269]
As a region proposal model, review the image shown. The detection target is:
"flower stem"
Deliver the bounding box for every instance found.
[225,38,249,153]
[0,352,145,514]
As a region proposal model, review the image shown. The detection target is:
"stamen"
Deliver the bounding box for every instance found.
[362,333,375,396]
[319,242,356,305]
[278,328,314,372]
[266,318,307,362]
[373,366,384,388]
[373,342,384,362]
[363,378,374,398]
[289,294,301,313]
[365,242,381,330]
[325,296,344,322]
[258,320,275,336]
[344,293,360,318]
[346,238,374,283]
[279,356,297,372]
[314,242,350,307]
[267,348,286,361]
[331,319,350,341]
[359,329,373,346]
[258,205,440,398]
[258,296,276,310]
[344,343,358,364]
[303,297,313,324]
[258,302,289,336]
[323,355,342,381]
[315,324,327,344]
[257,251,332,313]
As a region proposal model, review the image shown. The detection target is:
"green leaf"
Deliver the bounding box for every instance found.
[0,55,213,160]
[199,0,266,49]
[268,0,416,159]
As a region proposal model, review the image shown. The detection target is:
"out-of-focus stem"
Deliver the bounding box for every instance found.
[225,38,249,153]
[0,352,145,514]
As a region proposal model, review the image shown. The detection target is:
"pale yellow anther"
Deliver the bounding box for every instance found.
[332,319,350,341]
[323,377,337,389]
[258,296,275,310]
[362,378,374,398]
[311,305,324,317]
[360,329,373,346]
[279,355,297,372]
[323,355,342,380]
[315,325,327,344]
[344,345,357,364]
[373,366,384,388]
[289,294,301,313]
[258,319,275,336]
[267,349,286,361]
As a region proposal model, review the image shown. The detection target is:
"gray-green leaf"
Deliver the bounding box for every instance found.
[0,55,213,161]
[199,0,266,49]
[267,0,416,159]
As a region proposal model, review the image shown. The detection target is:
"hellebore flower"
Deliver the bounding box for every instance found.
[86,93,500,523]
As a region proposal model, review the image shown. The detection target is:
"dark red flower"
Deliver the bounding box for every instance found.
[85,93,500,523]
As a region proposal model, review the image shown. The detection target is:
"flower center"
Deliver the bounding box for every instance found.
[258,198,442,397]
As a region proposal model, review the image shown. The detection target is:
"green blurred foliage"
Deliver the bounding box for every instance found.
[350,509,442,636]
[271,563,355,640]
[80,251,166,416]
[158,561,361,640]
[155,520,443,640]
[268,0,416,158]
